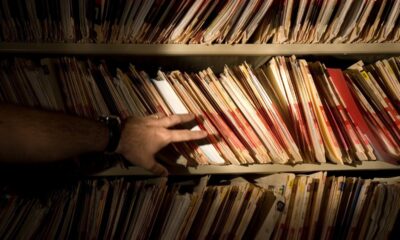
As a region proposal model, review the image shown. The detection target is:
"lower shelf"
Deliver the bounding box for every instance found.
[93,161,400,176]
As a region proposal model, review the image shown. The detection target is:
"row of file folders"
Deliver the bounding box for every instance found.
[0,172,399,239]
[0,56,399,166]
[0,0,400,44]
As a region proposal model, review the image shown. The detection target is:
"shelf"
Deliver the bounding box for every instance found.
[2,42,399,177]
[92,161,400,176]
[1,43,400,56]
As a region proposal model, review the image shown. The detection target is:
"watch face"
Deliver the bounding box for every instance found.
[98,115,121,124]
[106,115,121,123]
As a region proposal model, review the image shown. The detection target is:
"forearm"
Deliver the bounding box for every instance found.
[0,104,108,163]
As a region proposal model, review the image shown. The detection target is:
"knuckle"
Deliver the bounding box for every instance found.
[158,129,171,142]
[169,115,180,125]
[165,116,173,125]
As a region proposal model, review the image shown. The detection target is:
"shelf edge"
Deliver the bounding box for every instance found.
[92,161,400,176]
[1,43,400,55]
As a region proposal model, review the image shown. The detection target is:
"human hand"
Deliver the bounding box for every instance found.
[115,113,207,176]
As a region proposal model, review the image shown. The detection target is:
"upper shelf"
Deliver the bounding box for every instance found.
[0,43,399,56]
[92,161,400,176]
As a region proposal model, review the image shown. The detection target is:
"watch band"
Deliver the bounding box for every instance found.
[98,116,121,153]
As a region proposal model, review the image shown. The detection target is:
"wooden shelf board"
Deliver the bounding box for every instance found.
[92,161,400,176]
[1,43,399,55]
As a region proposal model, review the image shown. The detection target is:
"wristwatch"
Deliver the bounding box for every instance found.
[98,115,122,153]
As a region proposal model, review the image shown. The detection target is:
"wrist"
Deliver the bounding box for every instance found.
[115,120,125,155]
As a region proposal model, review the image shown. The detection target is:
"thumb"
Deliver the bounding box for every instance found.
[145,159,169,177]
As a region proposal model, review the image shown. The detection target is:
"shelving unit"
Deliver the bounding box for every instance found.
[1,43,400,55]
[2,1,400,238]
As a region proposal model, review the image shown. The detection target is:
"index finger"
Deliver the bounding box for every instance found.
[167,129,208,143]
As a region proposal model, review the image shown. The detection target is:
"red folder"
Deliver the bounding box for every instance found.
[327,68,399,164]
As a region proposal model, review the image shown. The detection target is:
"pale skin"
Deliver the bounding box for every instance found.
[0,104,207,176]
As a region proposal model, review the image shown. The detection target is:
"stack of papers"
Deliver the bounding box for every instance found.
[1,0,399,43]
[1,56,400,165]
[1,173,399,239]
